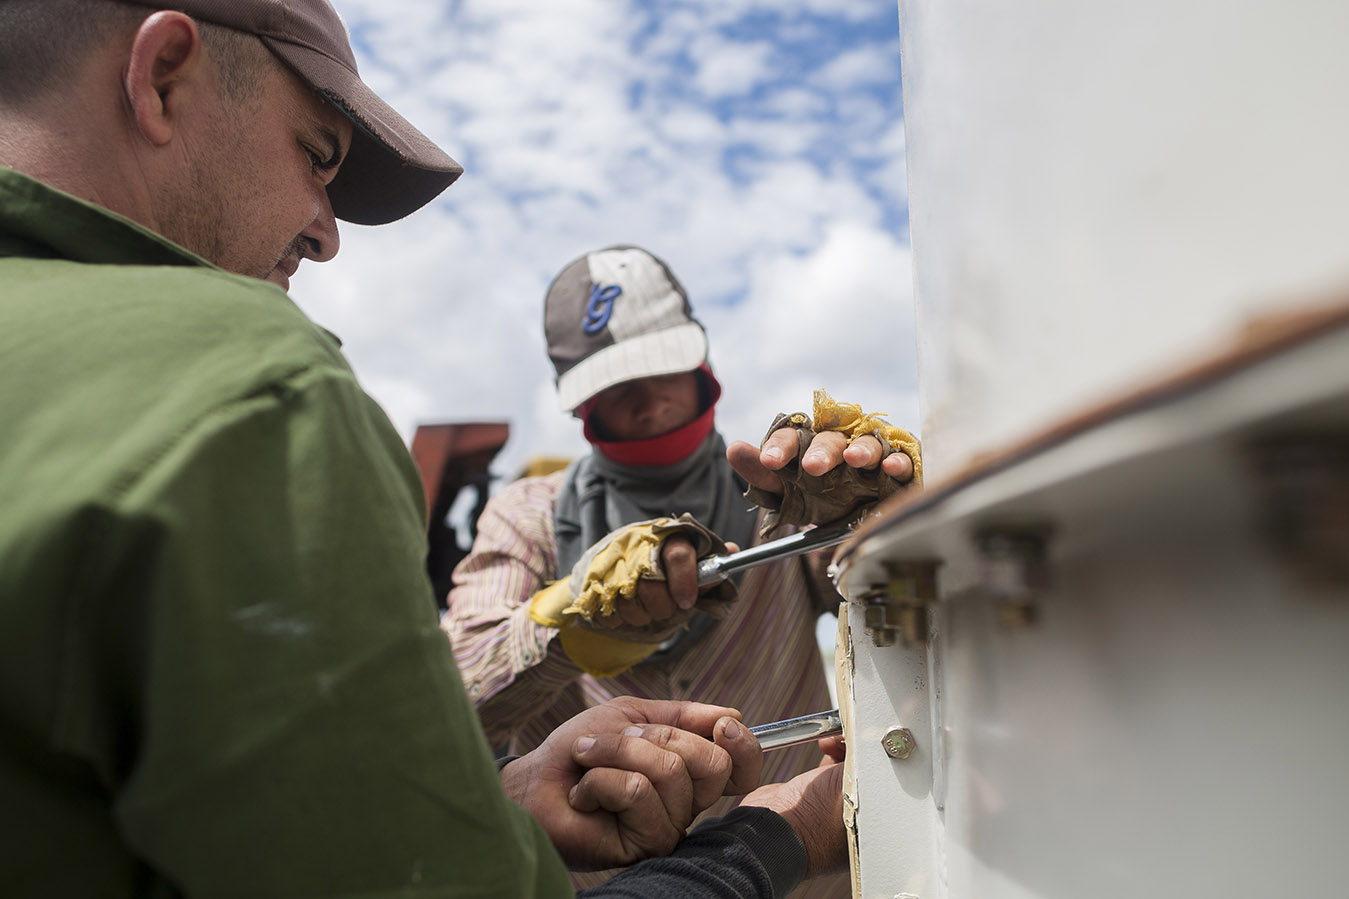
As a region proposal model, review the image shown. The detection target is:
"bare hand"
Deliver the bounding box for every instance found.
[728,432,913,499]
[737,737,848,878]
[500,697,764,870]
[591,536,740,631]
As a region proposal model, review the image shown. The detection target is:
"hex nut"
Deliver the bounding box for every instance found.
[882,726,916,760]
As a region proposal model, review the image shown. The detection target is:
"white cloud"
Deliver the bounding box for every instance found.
[704,220,918,450]
[687,35,779,97]
[815,42,902,91]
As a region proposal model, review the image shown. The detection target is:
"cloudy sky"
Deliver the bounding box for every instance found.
[294,0,917,483]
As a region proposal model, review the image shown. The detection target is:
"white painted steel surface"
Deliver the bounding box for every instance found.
[837,2,1349,894]
[840,316,1349,897]
[840,603,942,899]
[898,0,1349,476]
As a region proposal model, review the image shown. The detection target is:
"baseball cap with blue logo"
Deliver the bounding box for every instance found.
[544,245,709,413]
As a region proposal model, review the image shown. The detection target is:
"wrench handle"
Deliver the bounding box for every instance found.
[696,522,854,587]
[749,708,844,752]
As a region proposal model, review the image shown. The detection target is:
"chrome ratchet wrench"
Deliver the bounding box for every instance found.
[696,520,855,588]
[749,708,844,751]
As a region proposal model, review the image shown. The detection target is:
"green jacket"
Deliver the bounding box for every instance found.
[0,168,573,898]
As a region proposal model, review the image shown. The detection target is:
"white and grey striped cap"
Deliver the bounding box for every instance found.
[545,246,708,413]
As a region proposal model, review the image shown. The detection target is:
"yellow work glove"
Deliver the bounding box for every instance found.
[529,514,736,677]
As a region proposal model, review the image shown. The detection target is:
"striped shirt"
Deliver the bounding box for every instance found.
[442,470,849,898]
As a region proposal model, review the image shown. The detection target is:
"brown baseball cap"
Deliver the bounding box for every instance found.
[121,0,463,225]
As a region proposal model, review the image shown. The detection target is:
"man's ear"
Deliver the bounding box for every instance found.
[123,11,206,147]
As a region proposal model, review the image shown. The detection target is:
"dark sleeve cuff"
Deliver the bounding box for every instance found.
[688,806,808,899]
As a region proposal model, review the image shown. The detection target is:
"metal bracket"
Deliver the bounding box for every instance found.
[1247,433,1349,589]
[860,560,940,647]
[975,525,1053,629]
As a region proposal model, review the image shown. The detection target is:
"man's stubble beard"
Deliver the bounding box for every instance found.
[154,103,277,281]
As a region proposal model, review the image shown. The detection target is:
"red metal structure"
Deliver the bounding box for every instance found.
[409,422,511,612]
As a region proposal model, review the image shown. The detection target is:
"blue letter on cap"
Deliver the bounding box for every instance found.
[583,283,621,335]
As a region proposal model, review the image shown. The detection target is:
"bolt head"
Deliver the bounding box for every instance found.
[882,726,915,759]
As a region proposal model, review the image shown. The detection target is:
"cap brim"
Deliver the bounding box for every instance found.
[263,37,463,226]
[556,322,708,412]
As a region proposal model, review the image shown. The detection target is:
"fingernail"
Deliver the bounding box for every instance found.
[622,725,644,738]
[576,736,595,753]
[568,785,579,803]
[721,719,742,740]
[763,448,783,464]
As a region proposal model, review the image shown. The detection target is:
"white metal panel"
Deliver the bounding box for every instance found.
[841,603,942,899]
[839,316,1349,897]
[847,3,1349,894]
[898,0,1349,477]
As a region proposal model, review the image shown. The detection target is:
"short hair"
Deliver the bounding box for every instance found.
[197,18,273,107]
[0,0,273,109]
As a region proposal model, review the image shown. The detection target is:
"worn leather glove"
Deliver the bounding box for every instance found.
[529,514,737,676]
[745,390,922,539]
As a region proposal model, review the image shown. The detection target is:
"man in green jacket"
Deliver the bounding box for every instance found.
[0,1,847,897]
